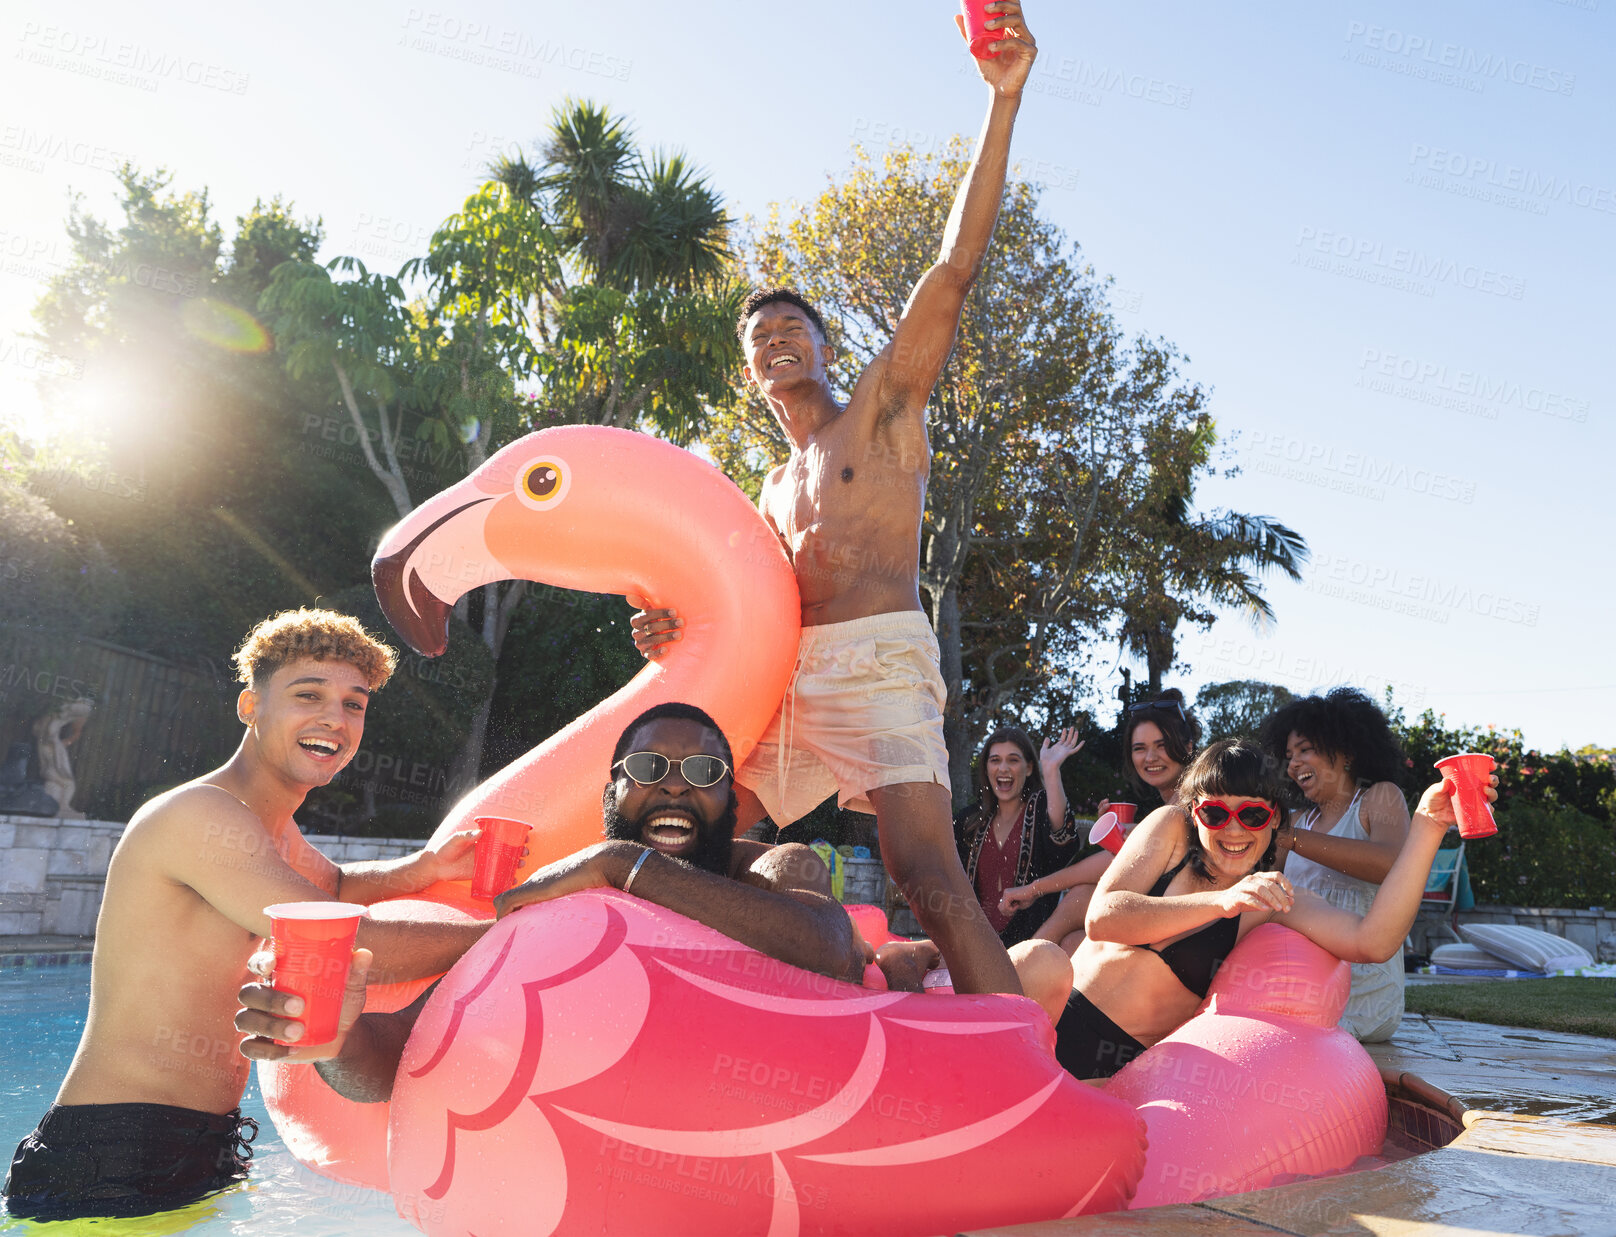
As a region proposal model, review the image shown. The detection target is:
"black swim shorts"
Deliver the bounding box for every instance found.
[3,1101,257,1220]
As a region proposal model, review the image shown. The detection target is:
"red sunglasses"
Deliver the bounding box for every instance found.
[1193,799,1278,831]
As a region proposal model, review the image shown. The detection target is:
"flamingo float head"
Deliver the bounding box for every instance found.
[368,425,799,855]
[372,425,786,657]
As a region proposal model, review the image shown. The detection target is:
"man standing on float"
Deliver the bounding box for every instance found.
[631,1,1038,999]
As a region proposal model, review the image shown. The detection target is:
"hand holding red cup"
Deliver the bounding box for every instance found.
[1091,811,1127,855]
[958,0,1002,59]
[264,902,367,1047]
[471,816,532,901]
[1434,753,1499,839]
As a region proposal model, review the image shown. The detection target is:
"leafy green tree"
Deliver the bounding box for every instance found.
[489,98,743,443]
[262,100,742,797]
[23,168,386,661]
[1194,680,1296,743]
[1387,699,1615,825]
[707,142,1304,796]
[1107,416,1307,694]
[0,476,123,638]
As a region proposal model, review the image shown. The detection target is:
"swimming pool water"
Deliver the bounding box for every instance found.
[0,965,414,1234]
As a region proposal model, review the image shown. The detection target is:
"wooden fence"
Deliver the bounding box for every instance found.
[0,625,238,820]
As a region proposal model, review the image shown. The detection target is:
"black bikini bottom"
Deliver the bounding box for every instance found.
[1053,988,1147,1079]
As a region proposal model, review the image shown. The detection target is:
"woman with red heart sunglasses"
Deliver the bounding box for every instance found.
[1052,738,1496,1083]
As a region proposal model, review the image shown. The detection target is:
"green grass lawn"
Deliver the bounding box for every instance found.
[1406,977,1616,1039]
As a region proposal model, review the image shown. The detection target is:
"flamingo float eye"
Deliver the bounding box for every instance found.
[517,458,570,510]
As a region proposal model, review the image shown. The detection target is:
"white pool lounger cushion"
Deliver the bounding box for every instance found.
[1458,923,1593,973]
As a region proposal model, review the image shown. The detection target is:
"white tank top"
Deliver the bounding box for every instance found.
[1287,788,1405,1042]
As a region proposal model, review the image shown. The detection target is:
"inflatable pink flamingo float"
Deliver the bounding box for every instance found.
[259,427,1149,1234]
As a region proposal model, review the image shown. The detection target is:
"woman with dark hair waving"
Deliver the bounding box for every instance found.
[1001,692,1202,953]
[1257,688,1413,1041]
[955,725,1085,946]
[1053,738,1492,1081]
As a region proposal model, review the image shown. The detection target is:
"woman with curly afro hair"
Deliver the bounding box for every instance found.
[1258,687,1412,1042]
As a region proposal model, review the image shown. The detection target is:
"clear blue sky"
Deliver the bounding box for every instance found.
[1,0,1610,752]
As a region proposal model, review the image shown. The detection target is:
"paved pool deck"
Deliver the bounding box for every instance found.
[969,1011,1616,1237]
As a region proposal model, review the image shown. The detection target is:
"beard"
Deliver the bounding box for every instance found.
[601,789,739,878]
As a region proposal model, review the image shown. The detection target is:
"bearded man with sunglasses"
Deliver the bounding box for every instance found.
[234,704,868,1100]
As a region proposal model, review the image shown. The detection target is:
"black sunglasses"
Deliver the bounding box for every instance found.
[612,752,731,788]
[1128,700,1186,721]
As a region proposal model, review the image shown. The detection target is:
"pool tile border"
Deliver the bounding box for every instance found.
[0,951,92,970]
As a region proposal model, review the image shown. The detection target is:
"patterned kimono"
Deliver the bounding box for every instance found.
[955,788,1082,947]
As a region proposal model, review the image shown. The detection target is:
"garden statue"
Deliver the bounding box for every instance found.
[33,696,92,819]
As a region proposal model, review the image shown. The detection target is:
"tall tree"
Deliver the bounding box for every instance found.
[1195,680,1297,743]
[1108,417,1307,693]
[262,99,742,799]
[708,143,1306,797]
[24,168,388,659]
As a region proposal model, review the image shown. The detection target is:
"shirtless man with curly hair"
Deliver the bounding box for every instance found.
[4,609,492,1221]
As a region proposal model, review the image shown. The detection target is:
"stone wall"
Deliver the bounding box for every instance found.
[1408,903,1616,960]
[0,814,420,937]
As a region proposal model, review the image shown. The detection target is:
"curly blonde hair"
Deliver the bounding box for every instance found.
[232,609,398,691]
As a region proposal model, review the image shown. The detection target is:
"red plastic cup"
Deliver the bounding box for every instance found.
[1434,753,1498,840]
[265,902,366,1047]
[471,816,531,901]
[1110,803,1138,826]
[959,0,1001,59]
[1091,811,1126,855]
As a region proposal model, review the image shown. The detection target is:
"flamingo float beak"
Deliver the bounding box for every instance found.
[372,497,497,656]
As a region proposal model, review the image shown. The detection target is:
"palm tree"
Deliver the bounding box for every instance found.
[429,99,743,793]
[1118,501,1308,694]
[1116,418,1308,693]
[490,99,732,295]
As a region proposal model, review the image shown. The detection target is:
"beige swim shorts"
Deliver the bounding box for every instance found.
[736,611,950,825]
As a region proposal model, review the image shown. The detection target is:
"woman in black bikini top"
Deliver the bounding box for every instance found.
[1138,854,1240,1000]
[1054,739,1493,1081]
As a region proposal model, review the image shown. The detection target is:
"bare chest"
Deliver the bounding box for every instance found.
[768,431,924,547]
